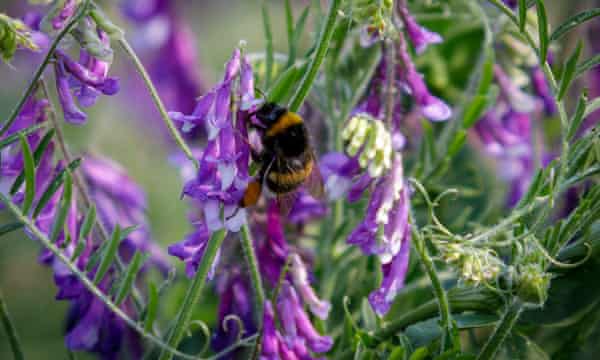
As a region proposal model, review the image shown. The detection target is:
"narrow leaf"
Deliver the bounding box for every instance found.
[536,0,549,64]
[32,158,81,218]
[120,225,140,240]
[115,251,147,306]
[144,282,159,332]
[558,41,582,101]
[285,0,294,68]
[49,171,72,243]
[0,123,45,149]
[575,54,600,79]
[19,134,35,214]
[93,224,122,284]
[262,2,274,88]
[10,129,54,195]
[518,0,527,32]
[0,222,24,237]
[462,95,488,128]
[79,205,96,243]
[583,97,600,119]
[268,63,307,104]
[567,92,588,141]
[447,130,467,158]
[550,8,600,42]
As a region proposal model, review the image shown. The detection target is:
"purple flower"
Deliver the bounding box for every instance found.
[470,65,539,207]
[397,36,451,121]
[531,67,556,115]
[168,222,221,278]
[290,254,331,320]
[49,0,78,30]
[276,283,333,354]
[398,3,443,54]
[256,201,290,285]
[53,32,119,125]
[82,155,170,270]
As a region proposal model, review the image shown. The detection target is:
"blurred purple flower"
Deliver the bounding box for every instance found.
[48,0,78,30]
[82,155,170,270]
[398,2,442,54]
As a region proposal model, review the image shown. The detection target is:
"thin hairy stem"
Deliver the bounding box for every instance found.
[476,299,523,360]
[0,288,24,360]
[240,225,266,321]
[0,0,91,136]
[158,229,227,360]
[288,0,342,112]
[411,225,455,352]
[118,38,199,169]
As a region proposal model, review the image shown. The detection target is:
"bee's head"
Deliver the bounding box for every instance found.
[253,102,288,127]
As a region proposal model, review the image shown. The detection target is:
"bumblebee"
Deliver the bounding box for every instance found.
[241,102,324,213]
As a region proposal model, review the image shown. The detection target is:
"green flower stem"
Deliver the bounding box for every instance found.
[288,0,342,112]
[0,287,24,360]
[0,0,91,136]
[240,224,266,321]
[372,288,502,344]
[0,193,205,360]
[158,229,227,360]
[118,38,199,170]
[411,226,454,352]
[476,299,523,360]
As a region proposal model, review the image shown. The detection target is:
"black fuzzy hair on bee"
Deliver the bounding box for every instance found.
[254,102,288,126]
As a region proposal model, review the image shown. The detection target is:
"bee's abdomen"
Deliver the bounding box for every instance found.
[266,155,313,194]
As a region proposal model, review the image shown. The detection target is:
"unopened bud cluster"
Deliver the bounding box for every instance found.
[441,243,503,285]
[0,13,40,62]
[346,0,395,41]
[516,263,551,307]
[342,113,393,177]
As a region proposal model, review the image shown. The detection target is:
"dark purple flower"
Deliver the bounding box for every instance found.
[48,0,78,30]
[212,270,256,354]
[168,222,221,278]
[398,3,443,54]
[256,201,290,285]
[531,66,556,115]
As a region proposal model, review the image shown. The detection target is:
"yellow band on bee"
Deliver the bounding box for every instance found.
[268,160,313,186]
[265,112,303,137]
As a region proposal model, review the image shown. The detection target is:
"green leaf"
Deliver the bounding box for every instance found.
[49,171,72,243]
[114,251,147,306]
[535,0,549,64]
[290,6,310,67]
[268,62,307,104]
[550,8,600,42]
[0,122,45,149]
[447,130,467,158]
[500,332,549,360]
[462,95,488,128]
[10,129,54,195]
[261,2,274,88]
[409,347,429,360]
[32,158,81,218]
[71,205,96,261]
[19,134,35,214]
[583,96,600,119]
[0,222,24,237]
[518,0,527,32]
[389,347,406,360]
[405,313,499,348]
[93,224,122,284]
[558,41,583,101]
[575,54,600,79]
[361,298,378,332]
[516,167,546,208]
[567,92,588,141]
[285,0,294,68]
[144,282,159,332]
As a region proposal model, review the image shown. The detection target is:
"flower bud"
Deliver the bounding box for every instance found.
[441,243,504,285]
[89,8,124,40]
[0,14,41,62]
[343,114,393,177]
[516,264,551,307]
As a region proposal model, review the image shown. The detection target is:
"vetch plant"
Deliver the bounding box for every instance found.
[0,0,599,359]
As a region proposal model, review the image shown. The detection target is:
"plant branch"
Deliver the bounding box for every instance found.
[0,287,24,360]
[240,224,266,320]
[0,0,91,136]
[118,38,199,169]
[158,229,227,360]
[476,299,523,360]
[411,225,455,352]
[288,0,342,112]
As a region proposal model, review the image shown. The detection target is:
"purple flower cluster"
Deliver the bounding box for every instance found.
[168,47,256,276]
[121,0,206,140]
[470,65,544,207]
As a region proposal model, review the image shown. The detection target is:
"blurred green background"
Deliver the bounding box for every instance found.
[0,0,591,358]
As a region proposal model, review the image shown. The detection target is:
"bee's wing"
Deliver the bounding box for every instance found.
[277,191,299,217]
[304,151,325,200]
